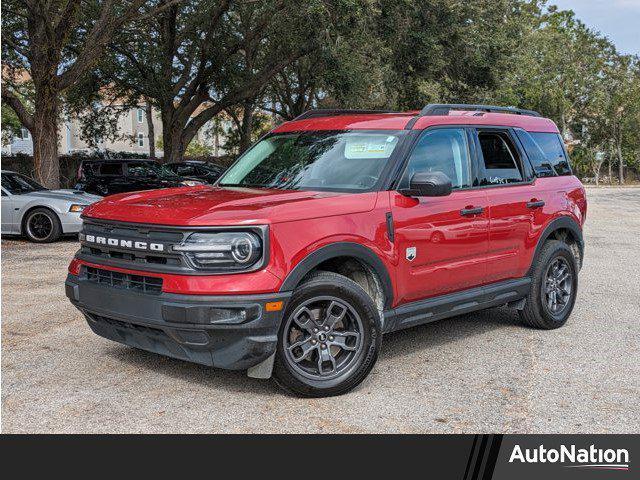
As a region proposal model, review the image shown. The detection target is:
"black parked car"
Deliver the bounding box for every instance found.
[75,159,202,196]
[165,160,225,184]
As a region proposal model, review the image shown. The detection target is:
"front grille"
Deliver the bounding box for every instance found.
[85,266,163,294]
[79,219,187,272]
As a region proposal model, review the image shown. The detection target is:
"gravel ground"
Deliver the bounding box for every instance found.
[1,186,639,433]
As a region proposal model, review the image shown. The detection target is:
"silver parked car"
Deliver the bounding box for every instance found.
[1,170,102,243]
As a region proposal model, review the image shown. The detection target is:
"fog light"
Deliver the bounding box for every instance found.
[163,304,261,325]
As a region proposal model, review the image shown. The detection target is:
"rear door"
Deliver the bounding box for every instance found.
[390,127,489,304]
[473,128,544,282]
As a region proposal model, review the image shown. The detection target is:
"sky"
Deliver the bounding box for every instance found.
[550,0,640,55]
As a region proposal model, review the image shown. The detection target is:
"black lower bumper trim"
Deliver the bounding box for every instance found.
[66,274,290,370]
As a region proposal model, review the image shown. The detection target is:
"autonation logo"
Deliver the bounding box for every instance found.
[509,444,630,471]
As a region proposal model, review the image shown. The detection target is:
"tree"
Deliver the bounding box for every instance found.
[264,0,389,120]
[378,0,531,109]
[1,103,23,148]
[493,4,640,183]
[1,0,178,187]
[224,107,272,154]
[102,0,342,163]
[145,100,156,158]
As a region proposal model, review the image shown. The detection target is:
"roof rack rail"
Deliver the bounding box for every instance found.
[293,109,400,121]
[419,104,541,117]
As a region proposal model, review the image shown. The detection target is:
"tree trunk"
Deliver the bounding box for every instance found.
[146,102,155,159]
[160,107,190,163]
[167,137,187,163]
[239,101,255,154]
[32,85,60,189]
[608,157,612,184]
[617,141,624,185]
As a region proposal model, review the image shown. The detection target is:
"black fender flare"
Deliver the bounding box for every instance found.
[279,242,394,309]
[528,216,584,274]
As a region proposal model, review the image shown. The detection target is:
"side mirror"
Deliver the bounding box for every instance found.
[401,171,453,197]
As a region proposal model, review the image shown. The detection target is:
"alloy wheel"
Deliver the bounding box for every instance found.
[543,257,573,317]
[283,296,363,380]
[27,213,53,241]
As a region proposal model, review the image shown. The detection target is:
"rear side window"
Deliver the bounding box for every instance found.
[529,132,572,176]
[99,163,123,176]
[477,131,523,185]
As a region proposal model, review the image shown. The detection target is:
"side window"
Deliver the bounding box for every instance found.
[99,163,123,176]
[530,132,572,176]
[399,128,472,190]
[515,130,556,177]
[176,165,196,176]
[127,162,158,177]
[477,131,523,185]
[83,163,100,176]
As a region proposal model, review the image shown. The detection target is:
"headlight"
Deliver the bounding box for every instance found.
[69,204,86,212]
[173,231,263,271]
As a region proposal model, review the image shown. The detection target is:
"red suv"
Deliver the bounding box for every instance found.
[66,104,587,397]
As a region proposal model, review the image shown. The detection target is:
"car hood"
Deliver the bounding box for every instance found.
[82,185,378,226]
[28,189,103,204]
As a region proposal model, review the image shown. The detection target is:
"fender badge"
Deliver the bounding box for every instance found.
[406,247,416,261]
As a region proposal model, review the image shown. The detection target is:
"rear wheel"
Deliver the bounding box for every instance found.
[23,208,62,243]
[273,271,381,397]
[520,240,578,329]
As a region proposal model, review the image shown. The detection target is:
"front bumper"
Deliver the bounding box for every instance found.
[59,211,83,233]
[65,273,290,370]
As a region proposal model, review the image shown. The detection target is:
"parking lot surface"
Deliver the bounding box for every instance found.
[2,187,639,433]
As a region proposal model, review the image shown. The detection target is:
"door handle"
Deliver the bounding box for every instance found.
[460,206,484,216]
[526,200,545,209]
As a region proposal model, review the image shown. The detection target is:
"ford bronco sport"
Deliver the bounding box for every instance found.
[66,104,587,397]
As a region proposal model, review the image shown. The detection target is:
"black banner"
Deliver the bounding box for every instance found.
[0,434,636,478]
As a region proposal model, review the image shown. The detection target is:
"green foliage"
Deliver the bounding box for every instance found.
[156,136,213,157]
[223,110,274,155]
[491,4,640,182]
[185,140,213,157]
[3,0,639,182]
[1,103,22,146]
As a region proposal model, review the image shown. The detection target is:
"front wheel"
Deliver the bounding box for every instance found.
[273,271,381,397]
[520,240,578,329]
[23,208,62,243]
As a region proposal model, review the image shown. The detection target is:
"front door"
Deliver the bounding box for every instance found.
[391,128,489,305]
[1,186,15,234]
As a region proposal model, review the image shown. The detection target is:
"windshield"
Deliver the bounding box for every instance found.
[1,172,47,194]
[219,131,403,191]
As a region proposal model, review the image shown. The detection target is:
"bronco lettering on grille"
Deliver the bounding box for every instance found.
[80,233,165,252]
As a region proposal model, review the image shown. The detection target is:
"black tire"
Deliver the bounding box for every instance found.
[273,271,382,397]
[520,240,578,329]
[23,207,62,243]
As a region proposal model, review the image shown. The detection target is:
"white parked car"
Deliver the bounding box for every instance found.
[1,170,102,242]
